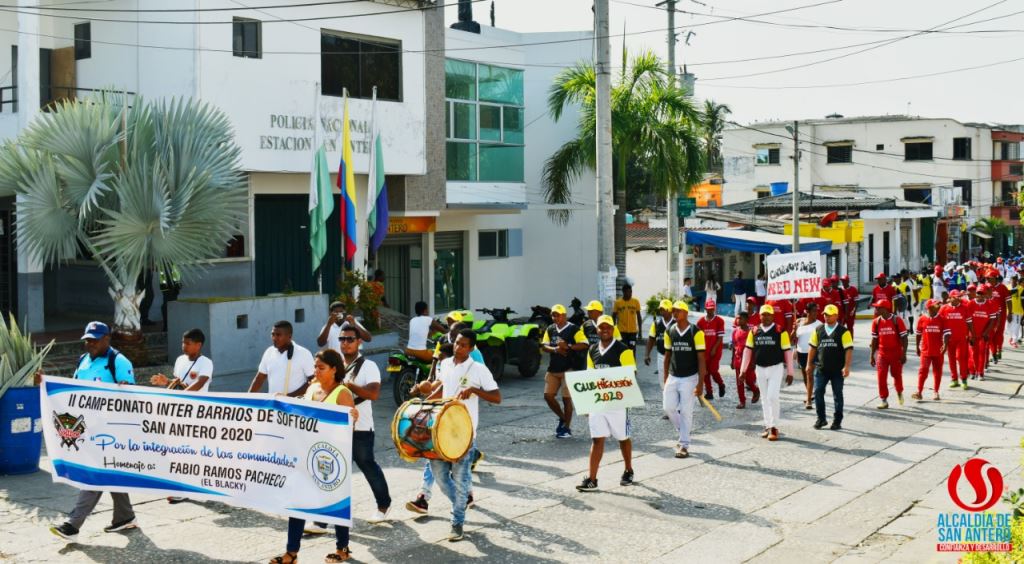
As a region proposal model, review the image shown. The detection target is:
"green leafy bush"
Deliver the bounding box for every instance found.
[335,270,383,331]
[0,314,54,398]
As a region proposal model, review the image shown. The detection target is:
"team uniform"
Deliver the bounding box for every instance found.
[843,283,859,336]
[917,275,932,318]
[662,324,705,450]
[991,282,1010,358]
[586,340,636,441]
[1008,285,1024,346]
[915,314,948,395]
[731,325,759,407]
[871,284,897,317]
[970,298,998,378]
[746,324,791,434]
[938,300,973,385]
[576,320,622,369]
[542,321,584,400]
[809,323,853,427]
[696,314,726,397]
[768,299,795,335]
[870,314,907,403]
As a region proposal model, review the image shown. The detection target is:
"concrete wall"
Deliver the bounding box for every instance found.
[167,293,327,376]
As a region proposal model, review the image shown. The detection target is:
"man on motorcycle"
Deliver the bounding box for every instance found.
[406,301,446,363]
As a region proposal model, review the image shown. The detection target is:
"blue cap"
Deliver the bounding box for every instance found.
[81,321,110,340]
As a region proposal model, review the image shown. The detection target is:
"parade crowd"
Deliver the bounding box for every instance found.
[43,255,1024,563]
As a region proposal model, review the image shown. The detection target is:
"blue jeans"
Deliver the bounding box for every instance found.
[813,368,844,423]
[286,518,348,552]
[427,445,475,526]
[419,460,435,499]
[353,430,392,510]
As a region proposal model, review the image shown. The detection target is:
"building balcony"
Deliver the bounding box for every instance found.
[991,160,1024,182]
[990,204,1022,226]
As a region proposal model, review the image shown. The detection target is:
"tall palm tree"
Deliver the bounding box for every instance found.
[700,99,731,172]
[972,217,1011,256]
[0,93,247,341]
[543,50,706,285]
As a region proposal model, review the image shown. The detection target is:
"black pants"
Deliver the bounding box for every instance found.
[814,368,844,423]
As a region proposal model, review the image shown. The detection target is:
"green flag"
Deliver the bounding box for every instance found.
[309,144,333,273]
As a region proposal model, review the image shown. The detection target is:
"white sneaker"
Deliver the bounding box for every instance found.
[303,523,329,534]
[367,507,391,524]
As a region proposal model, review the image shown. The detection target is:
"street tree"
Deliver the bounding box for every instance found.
[543,50,705,284]
[700,99,732,173]
[0,94,247,345]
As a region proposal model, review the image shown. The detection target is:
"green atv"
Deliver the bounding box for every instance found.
[462,308,542,380]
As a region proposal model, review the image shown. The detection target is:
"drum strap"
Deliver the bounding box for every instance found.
[344,356,367,405]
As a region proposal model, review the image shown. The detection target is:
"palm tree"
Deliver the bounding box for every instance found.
[0,93,247,343]
[700,99,731,172]
[543,50,706,284]
[972,217,1011,256]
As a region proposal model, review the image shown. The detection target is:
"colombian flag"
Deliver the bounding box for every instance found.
[338,95,358,266]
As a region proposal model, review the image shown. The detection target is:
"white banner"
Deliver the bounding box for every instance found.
[765,250,824,300]
[40,376,353,526]
[565,366,644,415]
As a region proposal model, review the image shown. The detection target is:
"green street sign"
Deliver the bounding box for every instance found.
[676,197,697,218]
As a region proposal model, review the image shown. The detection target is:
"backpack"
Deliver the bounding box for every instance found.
[77,347,120,379]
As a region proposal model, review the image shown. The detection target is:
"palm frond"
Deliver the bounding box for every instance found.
[547,63,595,122]
[542,137,594,224]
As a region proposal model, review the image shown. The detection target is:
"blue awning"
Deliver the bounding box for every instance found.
[687,229,832,254]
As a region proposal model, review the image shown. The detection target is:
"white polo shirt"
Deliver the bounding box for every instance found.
[343,356,381,432]
[436,356,498,433]
[173,354,213,392]
[258,343,315,394]
[326,323,343,355]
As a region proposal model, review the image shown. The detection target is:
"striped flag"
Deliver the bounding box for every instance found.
[338,93,358,266]
[367,91,389,254]
[308,86,333,274]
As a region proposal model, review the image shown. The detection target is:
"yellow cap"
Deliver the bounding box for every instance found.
[551,304,567,315]
[672,300,689,311]
[823,304,840,316]
[585,300,604,312]
[759,304,775,315]
[597,314,615,327]
[446,311,463,322]
[658,299,674,311]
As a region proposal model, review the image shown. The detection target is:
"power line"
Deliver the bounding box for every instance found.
[2,0,374,11]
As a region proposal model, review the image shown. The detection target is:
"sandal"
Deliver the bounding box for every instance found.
[325,547,351,562]
[269,552,298,564]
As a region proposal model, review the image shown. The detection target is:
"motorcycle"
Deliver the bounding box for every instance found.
[386,319,447,406]
[468,307,543,380]
[528,297,586,327]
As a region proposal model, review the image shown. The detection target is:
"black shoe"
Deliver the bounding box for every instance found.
[103,518,138,533]
[466,494,475,509]
[703,392,713,401]
[576,477,598,492]
[813,419,827,429]
[49,523,79,542]
[471,449,484,471]
[405,494,429,514]
[830,421,842,431]
[620,469,634,486]
[718,382,726,398]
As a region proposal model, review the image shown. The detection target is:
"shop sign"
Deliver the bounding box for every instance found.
[387,217,436,235]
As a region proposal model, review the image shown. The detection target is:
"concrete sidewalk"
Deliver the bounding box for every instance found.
[2,319,1022,563]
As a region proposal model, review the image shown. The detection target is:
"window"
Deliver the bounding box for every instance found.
[904,142,933,161]
[875,144,884,151]
[479,230,508,258]
[1001,181,1017,206]
[996,141,1021,160]
[755,148,780,165]
[756,191,769,199]
[74,22,91,60]
[903,188,931,204]
[826,145,852,164]
[233,18,261,59]
[954,179,972,205]
[1011,164,1024,177]
[321,30,401,101]
[953,137,971,160]
[445,59,524,182]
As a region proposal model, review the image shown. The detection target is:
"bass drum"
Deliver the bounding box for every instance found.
[391,399,474,463]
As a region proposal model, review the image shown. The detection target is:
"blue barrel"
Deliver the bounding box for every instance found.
[0,386,43,475]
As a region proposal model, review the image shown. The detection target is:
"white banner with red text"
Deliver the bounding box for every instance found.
[40,376,353,526]
[766,250,825,300]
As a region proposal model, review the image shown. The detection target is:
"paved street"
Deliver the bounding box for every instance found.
[2,319,1023,563]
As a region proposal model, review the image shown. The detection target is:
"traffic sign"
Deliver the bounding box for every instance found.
[676,197,697,218]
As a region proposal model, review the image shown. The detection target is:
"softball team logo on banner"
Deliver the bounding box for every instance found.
[935,458,1012,553]
[308,441,347,492]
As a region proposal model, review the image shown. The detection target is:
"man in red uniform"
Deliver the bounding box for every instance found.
[730,311,760,409]
[871,274,896,317]
[842,275,859,336]
[914,299,949,402]
[987,270,1009,363]
[971,283,999,380]
[824,278,844,311]
[869,299,907,409]
[939,290,973,389]
[768,297,795,338]
[697,300,726,401]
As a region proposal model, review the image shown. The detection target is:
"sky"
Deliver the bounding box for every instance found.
[443,0,1024,126]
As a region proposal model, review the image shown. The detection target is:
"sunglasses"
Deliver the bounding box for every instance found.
[338,336,358,343]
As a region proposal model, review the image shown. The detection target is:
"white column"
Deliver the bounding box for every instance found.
[425,230,435,311]
[861,240,869,285]
[892,219,902,274]
[910,218,920,271]
[15,3,44,330]
[839,245,848,277]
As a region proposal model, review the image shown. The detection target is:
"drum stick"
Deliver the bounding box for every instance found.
[699,395,722,422]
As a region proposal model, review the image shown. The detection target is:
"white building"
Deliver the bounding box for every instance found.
[721,116,1024,282]
[0,1,598,329]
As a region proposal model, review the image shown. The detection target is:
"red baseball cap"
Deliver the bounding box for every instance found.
[705,299,716,309]
[822,279,832,287]
[841,274,850,281]
[875,272,887,279]
[872,299,891,309]
[746,296,757,303]
[949,289,962,298]
[967,284,977,292]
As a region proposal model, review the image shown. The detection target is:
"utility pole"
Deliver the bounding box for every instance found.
[658,0,680,296]
[595,0,616,307]
[791,120,800,252]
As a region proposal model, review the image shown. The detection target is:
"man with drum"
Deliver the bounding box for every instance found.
[411,330,500,542]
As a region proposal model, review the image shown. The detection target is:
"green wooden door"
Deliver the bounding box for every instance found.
[254,195,343,296]
[920,218,935,263]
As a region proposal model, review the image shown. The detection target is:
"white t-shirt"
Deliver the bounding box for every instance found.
[408,315,433,350]
[436,356,498,433]
[931,274,946,296]
[343,356,381,432]
[326,322,343,355]
[755,279,767,297]
[173,354,213,392]
[965,269,978,284]
[681,285,693,298]
[257,343,315,394]
[795,320,822,354]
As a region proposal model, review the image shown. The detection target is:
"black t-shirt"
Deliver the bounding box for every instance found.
[812,325,852,372]
[652,316,674,355]
[750,325,785,367]
[667,324,705,377]
[544,322,580,373]
[588,340,631,369]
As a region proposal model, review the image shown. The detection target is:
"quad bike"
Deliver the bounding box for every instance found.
[466,307,543,380]
[528,297,586,327]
